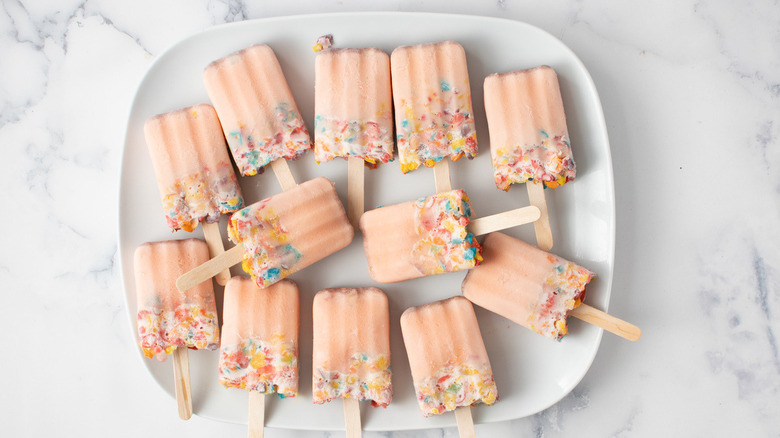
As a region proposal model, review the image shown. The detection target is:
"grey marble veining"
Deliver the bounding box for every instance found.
[1,0,779,436]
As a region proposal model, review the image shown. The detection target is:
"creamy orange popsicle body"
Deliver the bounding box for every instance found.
[312,287,392,407]
[484,66,575,190]
[391,41,478,173]
[218,277,299,397]
[143,104,243,232]
[203,44,311,176]
[400,296,497,417]
[462,232,594,340]
[227,177,354,288]
[314,48,394,166]
[134,239,219,361]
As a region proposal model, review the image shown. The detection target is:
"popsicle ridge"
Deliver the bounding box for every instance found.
[391,41,478,173]
[314,48,394,167]
[485,66,576,190]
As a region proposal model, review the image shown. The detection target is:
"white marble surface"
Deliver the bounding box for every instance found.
[1,0,778,436]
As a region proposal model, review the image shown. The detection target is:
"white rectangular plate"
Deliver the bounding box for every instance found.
[118,12,615,431]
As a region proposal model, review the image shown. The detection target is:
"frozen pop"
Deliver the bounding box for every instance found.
[462,232,641,341]
[484,66,575,190]
[315,47,394,227]
[219,277,299,396]
[219,277,299,437]
[312,287,392,406]
[360,189,540,283]
[135,239,219,359]
[313,287,391,437]
[400,296,497,423]
[134,238,219,419]
[203,44,311,178]
[314,47,393,227]
[391,41,477,175]
[143,104,244,232]
[176,177,354,292]
[228,177,353,287]
[483,66,575,250]
[314,48,393,167]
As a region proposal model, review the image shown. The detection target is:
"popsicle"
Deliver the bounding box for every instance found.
[360,189,540,283]
[134,239,219,420]
[401,296,497,435]
[144,104,243,284]
[219,277,299,437]
[203,44,310,190]
[484,66,575,251]
[176,177,354,291]
[313,287,391,437]
[391,41,477,193]
[314,48,393,227]
[461,232,641,341]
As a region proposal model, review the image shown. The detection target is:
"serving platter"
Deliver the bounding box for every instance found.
[118,12,615,431]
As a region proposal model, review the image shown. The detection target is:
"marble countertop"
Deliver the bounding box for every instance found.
[2,1,778,436]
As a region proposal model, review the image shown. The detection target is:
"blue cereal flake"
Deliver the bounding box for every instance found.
[286,244,303,263]
[314,115,325,133]
[464,247,476,261]
[440,80,451,91]
[263,268,281,282]
[230,130,243,145]
[540,129,549,138]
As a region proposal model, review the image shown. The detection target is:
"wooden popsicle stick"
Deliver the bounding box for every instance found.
[344,398,362,438]
[526,181,553,251]
[201,221,231,286]
[177,245,244,292]
[270,159,297,191]
[433,160,452,193]
[454,406,476,438]
[172,347,193,420]
[570,304,642,341]
[469,206,541,236]
[248,391,265,438]
[347,156,364,229]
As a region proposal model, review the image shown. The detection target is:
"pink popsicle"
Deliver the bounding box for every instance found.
[203,44,311,177]
[219,277,299,397]
[400,296,498,417]
[312,287,392,407]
